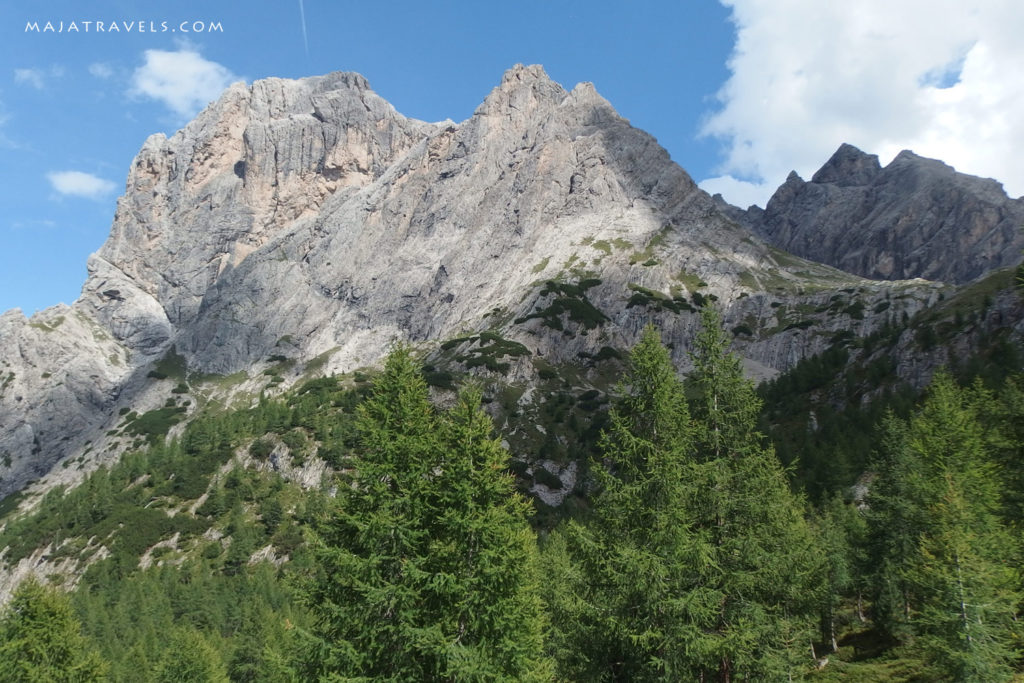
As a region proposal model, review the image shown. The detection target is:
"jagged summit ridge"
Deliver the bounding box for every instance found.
[0,65,723,496]
[0,68,948,502]
[746,143,1024,283]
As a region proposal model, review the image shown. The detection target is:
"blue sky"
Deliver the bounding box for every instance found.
[2,1,1022,315]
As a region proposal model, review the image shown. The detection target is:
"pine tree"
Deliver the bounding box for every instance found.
[299,347,550,680]
[0,579,108,682]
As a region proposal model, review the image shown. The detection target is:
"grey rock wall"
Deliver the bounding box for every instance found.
[0,67,1009,503]
[745,143,1024,284]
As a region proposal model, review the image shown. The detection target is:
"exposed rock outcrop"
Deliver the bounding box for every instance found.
[743,143,1024,284]
[0,68,1002,504]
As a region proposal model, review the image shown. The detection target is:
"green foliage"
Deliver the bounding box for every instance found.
[515,278,608,331]
[454,332,531,375]
[249,437,275,459]
[122,406,188,445]
[153,627,229,682]
[625,283,694,313]
[0,580,107,682]
[681,308,823,679]
[813,495,869,653]
[553,325,701,679]
[867,374,1022,678]
[150,347,188,381]
[299,348,551,680]
[553,319,822,680]
[5,292,1024,681]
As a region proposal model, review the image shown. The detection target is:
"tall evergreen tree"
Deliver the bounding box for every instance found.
[813,494,868,653]
[0,579,107,682]
[555,318,821,681]
[152,627,230,683]
[551,325,700,680]
[868,372,1022,680]
[683,307,822,681]
[299,347,550,681]
[866,413,924,636]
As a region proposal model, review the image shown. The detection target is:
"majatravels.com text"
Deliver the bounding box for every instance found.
[26,20,223,34]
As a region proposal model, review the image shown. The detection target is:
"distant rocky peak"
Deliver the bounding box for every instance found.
[810,143,881,186]
[746,143,1024,283]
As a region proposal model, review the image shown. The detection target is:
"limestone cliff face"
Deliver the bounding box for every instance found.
[744,143,1024,284]
[0,67,978,501]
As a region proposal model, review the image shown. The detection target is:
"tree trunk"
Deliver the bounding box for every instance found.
[719,656,731,683]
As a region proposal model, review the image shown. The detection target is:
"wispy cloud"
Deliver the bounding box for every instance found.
[700,0,1024,206]
[88,62,114,79]
[130,46,238,118]
[47,171,117,200]
[14,66,64,90]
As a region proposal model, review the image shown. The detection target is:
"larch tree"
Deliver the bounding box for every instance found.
[551,325,701,680]
[869,372,1021,681]
[683,307,822,682]
[298,347,550,681]
[0,579,108,682]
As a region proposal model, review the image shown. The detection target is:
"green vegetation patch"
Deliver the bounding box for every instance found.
[28,315,65,332]
[515,279,608,332]
[673,270,707,293]
[455,332,532,375]
[147,347,188,381]
[122,406,188,445]
[625,283,694,314]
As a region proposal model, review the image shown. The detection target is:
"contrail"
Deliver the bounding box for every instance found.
[298,0,309,57]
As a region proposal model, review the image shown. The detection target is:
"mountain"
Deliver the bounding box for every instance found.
[0,66,1011,505]
[734,143,1024,283]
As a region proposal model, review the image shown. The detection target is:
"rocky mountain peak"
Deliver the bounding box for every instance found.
[744,143,1024,283]
[0,68,985,505]
[810,143,881,186]
[474,64,569,123]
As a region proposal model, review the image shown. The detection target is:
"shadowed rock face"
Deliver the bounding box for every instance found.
[746,143,1024,284]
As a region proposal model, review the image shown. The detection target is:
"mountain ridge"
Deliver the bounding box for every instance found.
[735,142,1024,283]
[0,65,1014,504]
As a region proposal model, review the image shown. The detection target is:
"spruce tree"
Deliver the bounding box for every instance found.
[299,347,549,681]
[0,579,107,682]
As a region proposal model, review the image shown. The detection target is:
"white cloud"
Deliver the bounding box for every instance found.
[88,62,114,79]
[698,175,772,210]
[14,68,44,89]
[14,66,64,89]
[130,47,237,118]
[46,171,117,200]
[701,0,1024,207]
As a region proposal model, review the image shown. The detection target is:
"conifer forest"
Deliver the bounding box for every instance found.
[2,303,1023,682]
